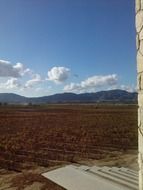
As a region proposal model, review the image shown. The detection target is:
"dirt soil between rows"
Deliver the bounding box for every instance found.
[0,150,138,190]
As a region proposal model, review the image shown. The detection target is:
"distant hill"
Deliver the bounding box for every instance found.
[0,93,27,104]
[0,90,137,104]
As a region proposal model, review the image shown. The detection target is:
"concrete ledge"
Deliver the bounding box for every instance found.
[42,165,138,190]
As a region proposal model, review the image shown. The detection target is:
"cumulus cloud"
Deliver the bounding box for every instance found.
[24,74,43,88]
[13,62,32,76]
[0,60,31,78]
[0,60,21,78]
[0,59,44,90]
[0,78,21,89]
[64,74,118,93]
[47,67,70,83]
[5,78,21,89]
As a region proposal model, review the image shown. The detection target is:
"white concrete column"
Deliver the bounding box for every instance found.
[136,0,143,189]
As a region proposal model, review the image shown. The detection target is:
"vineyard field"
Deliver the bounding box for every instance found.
[0,104,138,171]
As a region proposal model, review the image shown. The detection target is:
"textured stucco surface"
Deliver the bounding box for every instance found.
[136,0,143,189]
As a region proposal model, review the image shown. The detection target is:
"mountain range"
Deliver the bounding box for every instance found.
[0,89,137,104]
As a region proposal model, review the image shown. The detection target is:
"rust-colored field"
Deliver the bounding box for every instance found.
[0,104,137,170]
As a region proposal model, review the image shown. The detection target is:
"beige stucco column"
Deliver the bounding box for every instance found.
[136,0,143,189]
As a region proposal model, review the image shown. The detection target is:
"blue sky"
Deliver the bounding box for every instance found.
[0,0,136,97]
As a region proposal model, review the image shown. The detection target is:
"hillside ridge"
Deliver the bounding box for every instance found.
[0,89,137,104]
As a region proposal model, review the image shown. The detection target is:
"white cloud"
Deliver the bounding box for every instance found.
[0,60,21,78]
[119,85,137,92]
[13,63,25,76]
[107,84,137,93]
[0,59,44,90]
[35,86,52,92]
[24,74,42,88]
[13,62,32,76]
[47,67,70,83]
[0,78,21,89]
[64,74,118,93]
[5,78,21,89]
[64,83,81,92]
[0,60,31,78]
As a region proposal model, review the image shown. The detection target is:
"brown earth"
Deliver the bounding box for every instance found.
[0,104,138,189]
[0,150,138,190]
